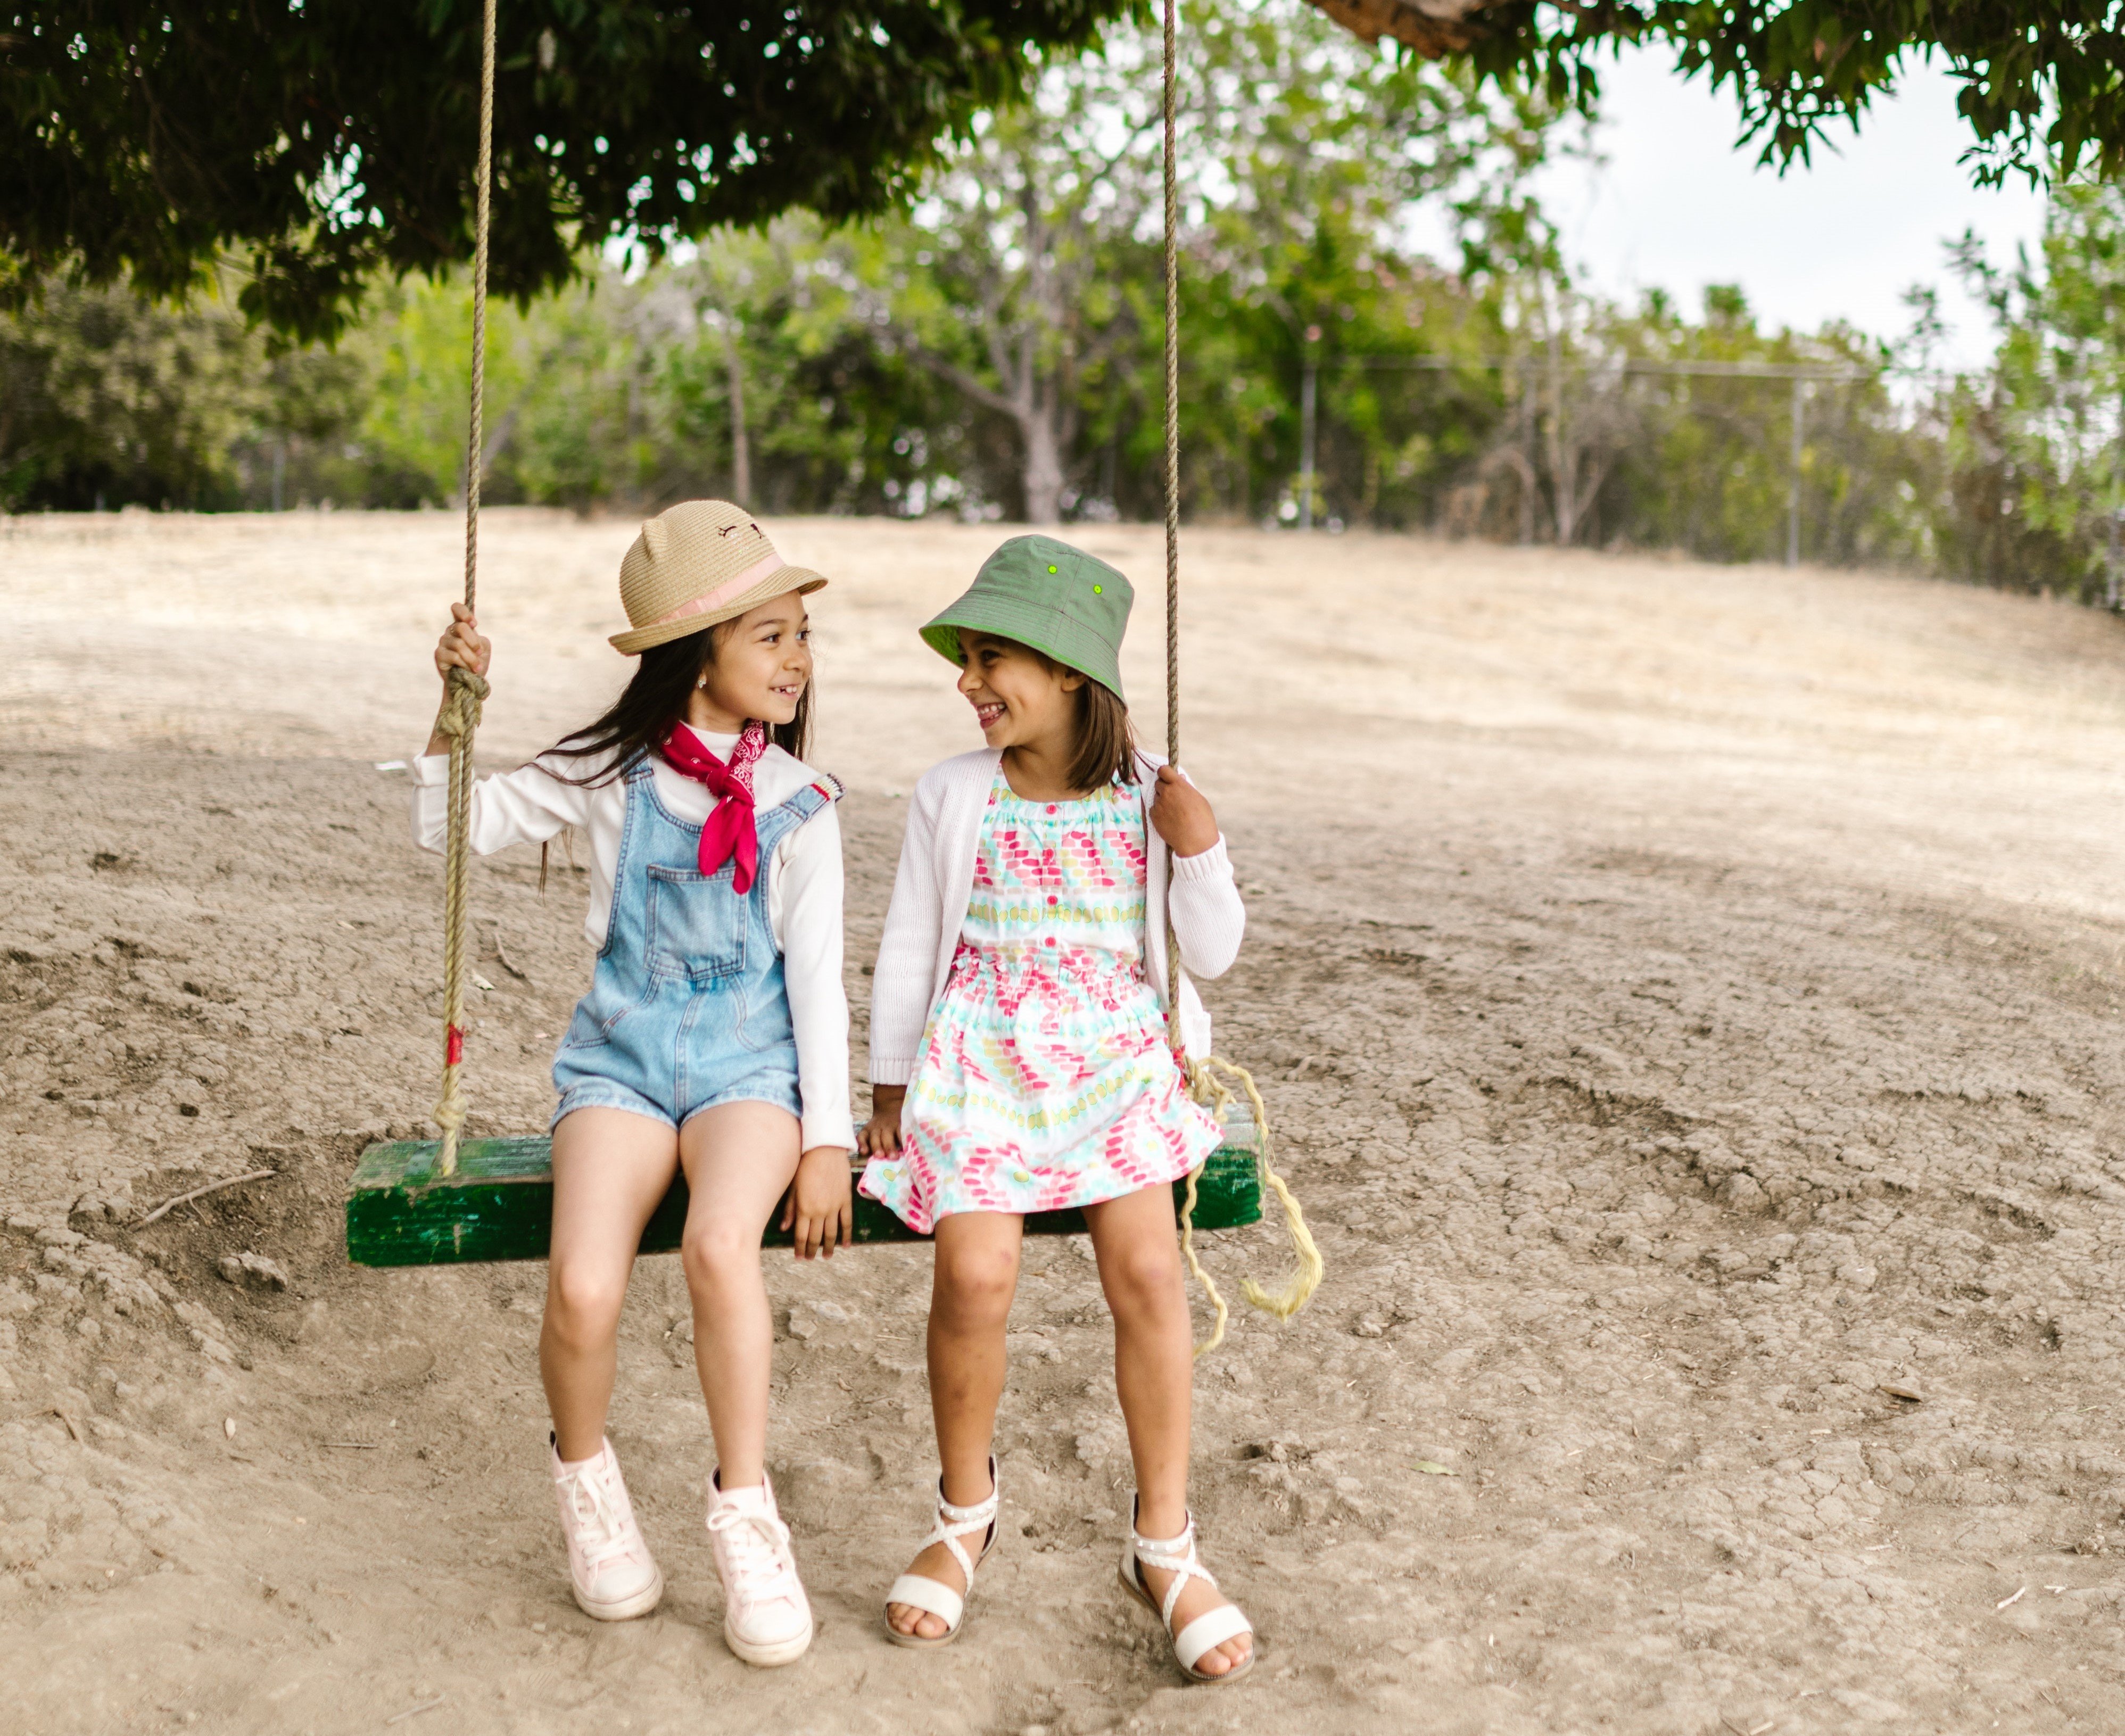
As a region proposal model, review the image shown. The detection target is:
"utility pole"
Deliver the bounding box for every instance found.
[1787,376,1804,568]
[1299,326,1320,532]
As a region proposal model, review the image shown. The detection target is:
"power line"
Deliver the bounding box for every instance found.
[1327,353,1867,381]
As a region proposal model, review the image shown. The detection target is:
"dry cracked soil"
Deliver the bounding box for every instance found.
[5,509,2125,1735]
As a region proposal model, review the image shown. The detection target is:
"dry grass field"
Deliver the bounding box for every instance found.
[5,508,2125,1734]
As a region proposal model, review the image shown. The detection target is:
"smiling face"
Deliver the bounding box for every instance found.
[955,629,1086,755]
[694,591,812,731]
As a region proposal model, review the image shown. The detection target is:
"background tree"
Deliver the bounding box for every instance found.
[1312,1,2125,191]
[1945,184,2125,601]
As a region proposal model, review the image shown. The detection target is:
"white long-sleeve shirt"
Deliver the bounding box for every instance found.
[410,733,853,1152]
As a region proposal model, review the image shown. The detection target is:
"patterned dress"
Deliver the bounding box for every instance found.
[860,770,1223,1234]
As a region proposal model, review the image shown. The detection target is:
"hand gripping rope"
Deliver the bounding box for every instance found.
[1159,0,1322,1354]
[431,0,499,1178]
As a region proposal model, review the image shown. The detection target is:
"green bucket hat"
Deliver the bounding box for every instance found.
[920,534,1134,700]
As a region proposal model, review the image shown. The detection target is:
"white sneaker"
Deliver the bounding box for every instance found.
[706,1472,813,1666]
[550,1436,664,1621]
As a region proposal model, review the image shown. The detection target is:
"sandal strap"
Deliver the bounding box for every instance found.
[923,1459,999,1584]
[886,1571,964,1631]
[1129,1509,1218,1629]
[1172,1602,1254,1673]
[890,1457,999,1626]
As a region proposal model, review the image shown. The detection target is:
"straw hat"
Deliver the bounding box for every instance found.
[609,500,828,655]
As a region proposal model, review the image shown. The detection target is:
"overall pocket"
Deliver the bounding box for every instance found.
[646,864,747,985]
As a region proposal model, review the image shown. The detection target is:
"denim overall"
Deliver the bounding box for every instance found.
[551,755,835,1132]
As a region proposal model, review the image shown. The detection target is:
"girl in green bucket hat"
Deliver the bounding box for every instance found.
[856,534,1258,1683]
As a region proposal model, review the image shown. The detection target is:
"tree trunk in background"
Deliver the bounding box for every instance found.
[1545,330,1574,545]
[721,320,750,508]
[1021,409,1065,524]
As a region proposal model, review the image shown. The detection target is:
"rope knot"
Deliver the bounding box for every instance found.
[437,667,489,740]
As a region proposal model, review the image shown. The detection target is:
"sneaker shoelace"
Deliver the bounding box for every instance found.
[708,1504,799,1602]
[561,1463,640,1572]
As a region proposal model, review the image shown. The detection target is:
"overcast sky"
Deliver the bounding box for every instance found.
[1498,46,2050,367]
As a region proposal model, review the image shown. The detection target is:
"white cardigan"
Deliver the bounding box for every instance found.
[867,748,1245,1085]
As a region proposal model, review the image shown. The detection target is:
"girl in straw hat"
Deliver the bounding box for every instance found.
[858,535,1255,1683]
[414,500,848,1667]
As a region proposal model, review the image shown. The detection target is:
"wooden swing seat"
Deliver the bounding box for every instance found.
[346,1103,1263,1267]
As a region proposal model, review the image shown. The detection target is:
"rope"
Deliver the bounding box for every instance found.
[1187,1055,1324,1321]
[1157,0,1321,1353]
[1162,0,1181,776]
[432,0,499,1178]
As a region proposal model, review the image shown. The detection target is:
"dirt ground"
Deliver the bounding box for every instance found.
[6,508,2125,1735]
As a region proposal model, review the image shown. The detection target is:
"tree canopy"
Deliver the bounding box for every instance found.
[1,2,1119,341]
[5,1,2123,342]
[1327,1,2125,192]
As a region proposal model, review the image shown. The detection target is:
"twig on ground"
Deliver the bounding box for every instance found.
[137,1169,278,1227]
[385,1698,447,1726]
[46,1408,81,1442]
[321,1441,381,1450]
[1996,1584,2028,1610]
[487,923,527,981]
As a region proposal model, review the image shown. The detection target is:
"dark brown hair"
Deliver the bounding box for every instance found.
[995,639,1136,793]
[544,618,812,784]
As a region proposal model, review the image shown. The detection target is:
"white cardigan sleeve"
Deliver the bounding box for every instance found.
[867,775,949,1087]
[1167,835,1245,981]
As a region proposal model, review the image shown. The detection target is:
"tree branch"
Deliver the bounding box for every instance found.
[1301,0,1502,57]
[900,338,1024,421]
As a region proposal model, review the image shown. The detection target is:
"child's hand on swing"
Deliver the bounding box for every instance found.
[781,1146,853,1260]
[857,1085,906,1158]
[1149,765,1218,858]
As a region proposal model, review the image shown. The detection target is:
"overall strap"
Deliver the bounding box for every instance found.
[746,773,844,884]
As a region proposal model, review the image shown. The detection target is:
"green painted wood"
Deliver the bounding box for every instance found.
[345,1106,1263,1268]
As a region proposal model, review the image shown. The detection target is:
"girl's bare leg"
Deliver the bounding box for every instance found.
[886,1210,1023,1639]
[1084,1184,1252,1679]
[543,1107,683,1461]
[677,1099,804,1489]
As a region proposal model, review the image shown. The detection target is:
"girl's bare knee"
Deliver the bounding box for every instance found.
[681,1224,757,1295]
[547,1261,626,1348]
[1101,1241,1183,1318]
[935,1244,1018,1328]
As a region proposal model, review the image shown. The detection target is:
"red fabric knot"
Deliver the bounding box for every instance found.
[445,1024,465,1066]
[659,721,768,893]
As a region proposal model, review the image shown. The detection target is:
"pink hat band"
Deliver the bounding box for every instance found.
[644,551,789,629]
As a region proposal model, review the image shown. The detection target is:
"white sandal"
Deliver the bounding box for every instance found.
[883,1458,1000,1649]
[1118,1501,1255,1685]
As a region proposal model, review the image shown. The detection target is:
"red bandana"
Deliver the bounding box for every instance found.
[659,722,770,892]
